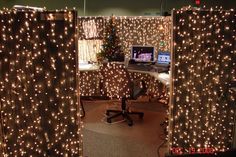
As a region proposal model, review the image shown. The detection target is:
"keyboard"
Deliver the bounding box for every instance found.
[128,63,170,72]
[151,65,169,73]
[127,64,153,71]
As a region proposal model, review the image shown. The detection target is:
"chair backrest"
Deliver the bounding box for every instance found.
[100,62,147,100]
[100,62,131,99]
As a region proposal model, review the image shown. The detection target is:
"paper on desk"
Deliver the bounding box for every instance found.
[79,63,99,71]
[151,73,170,86]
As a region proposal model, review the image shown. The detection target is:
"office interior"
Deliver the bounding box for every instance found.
[0,0,236,157]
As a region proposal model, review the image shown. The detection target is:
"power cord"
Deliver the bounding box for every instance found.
[157,118,168,157]
[157,138,167,157]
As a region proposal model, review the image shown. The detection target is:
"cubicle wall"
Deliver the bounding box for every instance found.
[0,10,81,156]
[169,8,236,154]
[77,16,171,62]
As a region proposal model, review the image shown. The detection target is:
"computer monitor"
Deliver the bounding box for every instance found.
[131,45,155,62]
[157,51,171,65]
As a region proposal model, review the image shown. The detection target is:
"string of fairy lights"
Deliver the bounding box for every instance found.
[169,6,236,154]
[78,16,171,97]
[100,63,131,99]
[78,16,171,62]
[78,40,102,62]
[0,8,82,156]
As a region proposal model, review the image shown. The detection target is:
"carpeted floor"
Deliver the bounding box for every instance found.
[82,99,169,157]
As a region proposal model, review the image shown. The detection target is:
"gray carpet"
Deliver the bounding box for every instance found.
[82,99,168,157]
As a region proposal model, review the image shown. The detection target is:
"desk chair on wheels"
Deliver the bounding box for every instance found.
[100,63,147,126]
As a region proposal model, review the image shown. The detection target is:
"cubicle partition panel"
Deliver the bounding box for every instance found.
[169,8,236,154]
[78,16,171,97]
[0,10,81,156]
[80,70,101,96]
[77,16,171,61]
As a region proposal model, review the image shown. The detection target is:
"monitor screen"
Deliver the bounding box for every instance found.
[131,46,154,62]
[157,51,171,64]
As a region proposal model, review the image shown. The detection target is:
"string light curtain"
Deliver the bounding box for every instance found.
[78,17,104,62]
[169,7,236,154]
[79,70,101,96]
[77,16,172,61]
[0,9,82,156]
[115,16,171,57]
[78,40,102,62]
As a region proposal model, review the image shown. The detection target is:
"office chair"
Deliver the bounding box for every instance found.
[100,62,147,126]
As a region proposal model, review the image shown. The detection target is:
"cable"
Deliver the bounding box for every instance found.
[157,118,168,157]
[157,139,167,157]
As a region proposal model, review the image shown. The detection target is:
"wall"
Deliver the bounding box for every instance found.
[77,16,172,60]
[0,10,81,156]
[169,7,236,153]
[0,0,235,16]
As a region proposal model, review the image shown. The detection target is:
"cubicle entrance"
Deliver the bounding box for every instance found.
[78,15,172,157]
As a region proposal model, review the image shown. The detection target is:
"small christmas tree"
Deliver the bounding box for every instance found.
[97,15,124,62]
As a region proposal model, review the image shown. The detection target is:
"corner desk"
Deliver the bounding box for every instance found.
[127,68,170,87]
[127,66,170,104]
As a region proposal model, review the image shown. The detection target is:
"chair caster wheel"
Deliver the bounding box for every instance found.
[139,113,144,119]
[107,118,112,123]
[128,121,133,126]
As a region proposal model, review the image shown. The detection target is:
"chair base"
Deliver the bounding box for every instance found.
[106,109,144,126]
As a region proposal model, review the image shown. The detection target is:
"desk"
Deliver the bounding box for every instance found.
[127,67,170,104]
[127,68,170,87]
[150,72,170,87]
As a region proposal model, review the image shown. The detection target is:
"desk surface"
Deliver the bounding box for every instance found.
[79,63,99,71]
[150,72,170,86]
[127,68,170,86]
[127,68,155,75]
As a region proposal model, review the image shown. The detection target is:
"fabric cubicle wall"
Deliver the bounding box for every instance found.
[77,16,172,62]
[0,10,81,156]
[169,8,236,154]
